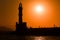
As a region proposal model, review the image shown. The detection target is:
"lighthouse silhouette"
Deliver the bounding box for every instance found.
[16,2,27,34]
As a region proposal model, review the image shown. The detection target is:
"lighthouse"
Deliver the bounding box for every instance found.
[16,2,27,33]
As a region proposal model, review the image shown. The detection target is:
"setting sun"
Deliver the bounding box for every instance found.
[35,5,44,13]
[24,1,57,28]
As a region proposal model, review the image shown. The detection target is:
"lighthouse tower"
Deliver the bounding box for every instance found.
[16,2,27,33]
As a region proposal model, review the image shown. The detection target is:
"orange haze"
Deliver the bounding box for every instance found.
[0,0,60,31]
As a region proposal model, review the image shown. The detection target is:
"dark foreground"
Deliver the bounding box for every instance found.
[0,28,60,35]
[0,35,60,40]
[15,28,60,36]
[0,28,60,40]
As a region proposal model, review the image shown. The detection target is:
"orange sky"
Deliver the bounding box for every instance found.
[0,0,60,30]
[22,0,60,28]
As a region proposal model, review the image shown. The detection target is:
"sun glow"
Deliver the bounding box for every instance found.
[26,2,55,28]
[35,5,44,13]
